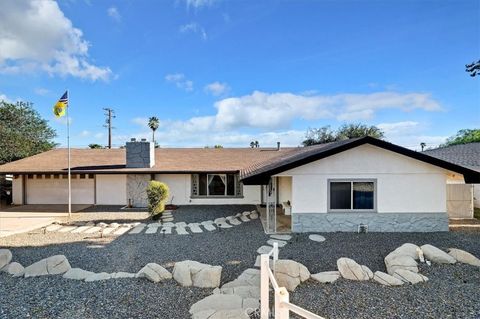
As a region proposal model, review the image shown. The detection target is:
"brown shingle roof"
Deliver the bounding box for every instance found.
[0,147,298,174]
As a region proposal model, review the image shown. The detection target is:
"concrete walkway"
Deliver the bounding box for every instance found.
[0,215,57,238]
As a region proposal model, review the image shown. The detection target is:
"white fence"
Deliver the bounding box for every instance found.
[260,243,325,319]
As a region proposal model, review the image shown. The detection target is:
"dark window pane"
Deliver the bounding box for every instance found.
[353,182,374,209]
[199,174,207,195]
[227,174,235,196]
[330,182,351,209]
[208,175,226,195]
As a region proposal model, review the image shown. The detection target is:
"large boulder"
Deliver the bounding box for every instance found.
[448,248,480,267]
[0,249,12,270]
[373,271,403,286]
[173,260,222,288]
[222,268,260,288]
[137,263,172,283]
[274,260,310,291]
[311,271,340,284]
[385,255,418,275]
[387,243,421,260]
[63,268,95,280]
[421,244,456,264]
[213,286,260,299]
[393,269,428,284]
[24,255,71,277]
[337,258,372,281]
[189,294,257,319]
[3,262,25,277]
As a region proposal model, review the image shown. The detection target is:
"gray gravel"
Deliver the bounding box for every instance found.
[1,206,480,318]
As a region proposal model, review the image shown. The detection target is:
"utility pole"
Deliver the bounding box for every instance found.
[103,108,115,149]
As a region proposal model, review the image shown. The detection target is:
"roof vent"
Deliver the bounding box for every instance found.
[141,138,147,142]
[130,138,136,142]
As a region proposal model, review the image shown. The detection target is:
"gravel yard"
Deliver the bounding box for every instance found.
[1,205,480,319]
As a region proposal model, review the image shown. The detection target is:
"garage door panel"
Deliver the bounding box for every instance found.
[26,178,94,204]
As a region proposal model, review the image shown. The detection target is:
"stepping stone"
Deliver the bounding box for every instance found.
[240,215,250,222]
[71,226,92,233]
[270,234,291,241]
[176,227,189,235]
[160,227,172,235]
[266,239,287,247]
[203,224,216,231]
[113,227,131,235]
[218,222,232,229]
[228,218,242,226]
[129,224,146,234]
[201,220,214,225]
[242,211,251,216]
[309,234,326,242]
[175,222,187,227]
[235,213,242,217]
[254,255,274,268]
[162,218,174,222]
[84,226,102,234]
[102,227,118,235]
[250,213,259,220]
[257,246,274,254]
[45,224,63,232]
[163,222,175,227]
[214,218,226,223]
[148,223,162,228]
[58,226,77,233]
[188,223,203,233]
[145,226,159,234]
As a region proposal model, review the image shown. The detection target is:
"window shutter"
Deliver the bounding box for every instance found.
[191,174,199,196]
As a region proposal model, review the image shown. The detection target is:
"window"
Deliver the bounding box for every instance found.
[192,173,242,197]
[329,180,375,211]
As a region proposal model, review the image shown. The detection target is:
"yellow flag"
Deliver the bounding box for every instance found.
[53,91,68,118]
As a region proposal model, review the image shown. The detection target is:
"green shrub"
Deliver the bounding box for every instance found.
[146,181,169,218]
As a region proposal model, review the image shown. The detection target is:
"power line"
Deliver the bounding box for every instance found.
[103,108,116,149]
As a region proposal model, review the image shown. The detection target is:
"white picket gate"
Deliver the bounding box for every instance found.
[260,243,325,319]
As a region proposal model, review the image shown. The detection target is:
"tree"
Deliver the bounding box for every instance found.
[88,143,104,149]
[148,116,160,144]
[466,60,480,77]
[302,123,384,146]
[302,126,336,146]
[0,101,57,164]
[336,123,384,140]
[250,141,259,148]
[442,129,480,147]
[420,142,426,151]
[146,181,169,219]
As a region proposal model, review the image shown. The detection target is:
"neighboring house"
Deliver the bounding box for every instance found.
[0,137,478,233]
[423,143,480,210]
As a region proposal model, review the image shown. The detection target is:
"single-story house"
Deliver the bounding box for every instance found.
[423,142,480,213]
[0,137,478,233]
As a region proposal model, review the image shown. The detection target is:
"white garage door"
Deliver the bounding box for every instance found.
[26,175,94,204]
[96,174,127,205]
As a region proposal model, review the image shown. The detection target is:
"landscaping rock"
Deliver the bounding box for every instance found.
[63,268,94,280]
[309,234,326,242]
[137,263,172,283]
[388,243,421,260]
[189,294,258,319]
[24,255,71,277]
[270,234,291,241]
[337,258,371,281]
[84,272,112,282]
[250,212,259,219]
[111,272,137,279]
[266,239,287,247]
[385,255,418,275]
[173,260,222,288]
[213,286,260,299]
[373,271,404,286]
[222,269,260,288]
[311,271,340,284]
[421,244,456,264]
[0,249,12,270]
[448,248,480,267]
[361,265,374,279]
[192,309,250,319]
[257,246,274,254]
[274,259,310,291]
[3,262,25,277]
[393,269,428,284]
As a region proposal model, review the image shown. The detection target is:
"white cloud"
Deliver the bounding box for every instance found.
[0,0,112,81]
[204,81,230,96]
[34,88,49,96]
[377,121,446,150]
[79,130,91,137]
[377,121,420,135]
[165,73,194,92]
[107,6,121,22]
[0,93,11,102]
[185,0,217,9]
[179,23,207,40]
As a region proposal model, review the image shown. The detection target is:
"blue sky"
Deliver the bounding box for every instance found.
[0,0,478,150]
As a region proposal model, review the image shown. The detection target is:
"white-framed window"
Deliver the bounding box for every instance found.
[191,173,242,197]
[328,179,376,212]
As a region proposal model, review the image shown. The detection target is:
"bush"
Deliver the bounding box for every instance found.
[146,181,169,218]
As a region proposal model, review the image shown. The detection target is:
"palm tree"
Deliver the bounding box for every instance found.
[148,117,159,144]
[420,142,426,151]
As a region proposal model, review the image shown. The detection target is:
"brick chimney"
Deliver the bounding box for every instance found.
[126,138,155,168]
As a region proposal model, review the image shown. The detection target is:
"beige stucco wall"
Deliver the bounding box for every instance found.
[25,176,94,204]
[279,144,448,214]
[12,176,23,205]
[96,174,127,205]
[277,176,292,205]
[155,174,261,205]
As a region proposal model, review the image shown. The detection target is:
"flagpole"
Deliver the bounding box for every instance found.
[67,90,71,218]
